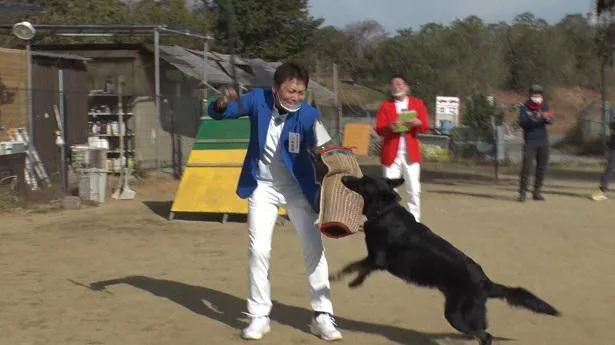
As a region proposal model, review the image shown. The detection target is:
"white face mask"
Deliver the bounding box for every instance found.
[392,91,406,97]
[531,96,543,104]
[273,90,301,113]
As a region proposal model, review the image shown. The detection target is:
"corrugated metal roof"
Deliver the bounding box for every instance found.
[207,51,250,66]
[185,49,260,86]
[162,45,233,84]
[244,58,277,87]
[212,59,254,86]
[149,45,336,105]
[31,51,91,62]
[184,48,224,63]
[145,45,232,85]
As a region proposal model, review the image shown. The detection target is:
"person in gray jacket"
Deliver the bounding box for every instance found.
[592,107,615,201]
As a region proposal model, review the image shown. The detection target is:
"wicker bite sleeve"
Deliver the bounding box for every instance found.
[315,147,365,238]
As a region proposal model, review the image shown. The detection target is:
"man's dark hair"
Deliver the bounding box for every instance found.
[391,74,408,84]
[273,62,310,88]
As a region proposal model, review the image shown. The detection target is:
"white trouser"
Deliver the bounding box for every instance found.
[383,156,421,222]
[247,180,333,317]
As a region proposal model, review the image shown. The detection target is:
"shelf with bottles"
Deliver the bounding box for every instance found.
[94,133,134,138]
[88,118,133,137]
[88,92,134,98]
[85,137,135,174]
[86,136,135,154]
[89,76,132,97]
[88,102,134,117]
[88,97,133,116]
[107,156,136,174]
[106,149,135,154]
[88,142,135,156]
[88,78,134,117]
[88,111,134,117]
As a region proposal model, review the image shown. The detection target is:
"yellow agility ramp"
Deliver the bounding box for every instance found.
[169,113,285,223]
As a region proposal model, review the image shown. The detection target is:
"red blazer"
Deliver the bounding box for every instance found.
[375,96,429,166]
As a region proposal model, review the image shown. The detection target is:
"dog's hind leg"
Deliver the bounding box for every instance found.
[444,294,492,345]
[463,294,492,345]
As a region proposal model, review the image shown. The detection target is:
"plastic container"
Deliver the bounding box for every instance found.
[78,168,108,203]
[0,141,26,155]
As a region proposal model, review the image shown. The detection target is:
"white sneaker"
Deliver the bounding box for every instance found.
[310,313,343,341]
[241,316,270,340]
[592,190,608,201]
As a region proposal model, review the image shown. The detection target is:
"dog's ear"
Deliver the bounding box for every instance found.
[385,178,405,189]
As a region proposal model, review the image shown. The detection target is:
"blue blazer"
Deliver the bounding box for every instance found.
[208,88,322,212]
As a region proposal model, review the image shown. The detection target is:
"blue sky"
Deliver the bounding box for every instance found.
[308,0,595,33]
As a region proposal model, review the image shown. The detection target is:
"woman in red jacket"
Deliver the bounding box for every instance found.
[375,74,429,222]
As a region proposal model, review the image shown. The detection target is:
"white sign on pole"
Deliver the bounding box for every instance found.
[435,96,460,128]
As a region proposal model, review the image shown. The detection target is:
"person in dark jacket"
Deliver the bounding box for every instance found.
[517,84,553,202]
[591,107,615,201]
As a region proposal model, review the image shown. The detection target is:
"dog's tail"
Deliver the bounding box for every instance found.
[488,282,561,316]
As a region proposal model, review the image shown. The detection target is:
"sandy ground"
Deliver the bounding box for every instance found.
[1,162,614,345]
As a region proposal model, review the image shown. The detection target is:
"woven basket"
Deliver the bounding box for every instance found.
[316,147,365,239]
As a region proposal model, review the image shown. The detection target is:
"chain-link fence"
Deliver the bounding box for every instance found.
[2,66,612,208]
[1,86,86,204]
[318,97,614,166]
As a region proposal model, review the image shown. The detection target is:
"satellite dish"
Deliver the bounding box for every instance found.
[12,21,36,41]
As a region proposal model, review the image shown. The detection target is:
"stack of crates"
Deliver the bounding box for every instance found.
[71,144,108,203]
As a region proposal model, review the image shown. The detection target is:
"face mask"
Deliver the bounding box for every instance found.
[273,89,301,113]
[531,96,543,104]
[392,91,406,97]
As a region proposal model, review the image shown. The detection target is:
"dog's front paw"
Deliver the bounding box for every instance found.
[348,279,364,289]
[348,282,362,289]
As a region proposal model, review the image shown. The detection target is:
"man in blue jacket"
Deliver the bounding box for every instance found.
[517,84,553,202]
[208,62,342,341]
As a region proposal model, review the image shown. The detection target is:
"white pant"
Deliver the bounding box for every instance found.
[383,157,421,222]
[247,180,333,317]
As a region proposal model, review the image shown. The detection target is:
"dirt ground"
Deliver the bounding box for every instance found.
[1,162,614,345]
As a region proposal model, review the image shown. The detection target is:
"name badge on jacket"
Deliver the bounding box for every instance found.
[289,132,301,153]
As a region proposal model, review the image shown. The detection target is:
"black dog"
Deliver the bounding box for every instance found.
[330,175,560,345]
